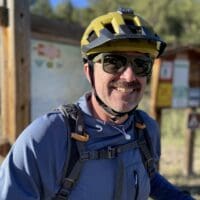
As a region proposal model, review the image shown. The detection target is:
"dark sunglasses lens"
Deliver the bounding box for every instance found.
[103,55,126,73]
[133,57,152,76]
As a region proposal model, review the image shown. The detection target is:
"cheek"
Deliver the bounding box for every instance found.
[138,77,147,88]
[93,64,112,89]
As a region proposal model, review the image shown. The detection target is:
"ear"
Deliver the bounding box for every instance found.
[84,63,91,83]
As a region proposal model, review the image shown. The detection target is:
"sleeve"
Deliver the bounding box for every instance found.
[0,113,68,200]
[150,172,195,200]
[0,145,41,200]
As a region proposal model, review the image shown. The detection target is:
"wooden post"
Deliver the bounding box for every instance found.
[184,107,196,176]
[150,59,163,170]
[150,59,162,120]
[0,0,30,144]
[150,59,163,132]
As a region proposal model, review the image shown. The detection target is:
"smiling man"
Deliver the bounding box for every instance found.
[0,8,195,200]
[86,52,151,121]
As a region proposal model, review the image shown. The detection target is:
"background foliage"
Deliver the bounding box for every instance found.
[30,0,200,46]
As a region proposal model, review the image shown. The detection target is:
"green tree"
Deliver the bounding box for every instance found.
[87,0,200,46]
[54,0,75,22]
[30,0,200,46]
[30,0,54,18]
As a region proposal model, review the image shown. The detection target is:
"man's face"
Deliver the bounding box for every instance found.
[91,52,151,113]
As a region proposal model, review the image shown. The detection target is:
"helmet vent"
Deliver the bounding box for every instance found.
[129,26,142,34]
[88,31,98,42]
[124,19,135,26]
[104,23,115,34]
[124,19,142,35]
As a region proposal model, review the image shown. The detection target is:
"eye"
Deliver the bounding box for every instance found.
[104,56,119,65]
[135,58,152,68]
[103,55,126,73]
[133,57,152,75]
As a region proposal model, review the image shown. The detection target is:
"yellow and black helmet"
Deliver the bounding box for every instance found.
[81,8,166,59]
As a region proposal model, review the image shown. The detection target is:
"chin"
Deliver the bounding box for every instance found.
[112,103,137,113]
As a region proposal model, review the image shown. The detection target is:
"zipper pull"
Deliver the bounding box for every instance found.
[122,127,131,140]
[134,171,139,200]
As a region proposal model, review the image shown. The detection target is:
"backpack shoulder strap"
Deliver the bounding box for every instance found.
[53,104,88,200]
[134,110,156,177]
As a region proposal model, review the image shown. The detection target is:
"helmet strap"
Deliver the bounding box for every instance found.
[94,90,137,121]
[87,60,95,87]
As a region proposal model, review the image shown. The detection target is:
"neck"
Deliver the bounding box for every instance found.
[89,93,128,124]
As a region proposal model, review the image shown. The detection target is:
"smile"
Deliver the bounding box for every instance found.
[116,87,140,93]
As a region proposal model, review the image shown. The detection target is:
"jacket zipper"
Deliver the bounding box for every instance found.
[133,171,139,200]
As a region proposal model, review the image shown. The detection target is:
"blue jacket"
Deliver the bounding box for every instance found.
[0,93,194,200]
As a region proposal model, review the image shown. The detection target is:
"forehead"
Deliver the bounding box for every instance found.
[110,51,149,56]
[93,51,149,60]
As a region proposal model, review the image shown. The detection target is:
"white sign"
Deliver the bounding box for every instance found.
[31,39,90,120]
[160,61,173,81]
[172,59,189,108]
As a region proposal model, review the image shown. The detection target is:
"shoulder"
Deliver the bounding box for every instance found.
[135,109,159,132]
[0,111,70,198]
[18,111,68,146]
[6,110,70,176]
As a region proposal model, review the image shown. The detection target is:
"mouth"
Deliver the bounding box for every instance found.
[116,87,140,93]
[111,81,141,94]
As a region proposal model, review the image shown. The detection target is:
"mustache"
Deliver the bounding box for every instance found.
[110,80,141,89]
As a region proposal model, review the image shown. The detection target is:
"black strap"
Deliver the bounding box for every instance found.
[53,104,86,200]
[80,141,139,160]
[114,158,124,200]
[134,110,155,177]
[54,160,85,200]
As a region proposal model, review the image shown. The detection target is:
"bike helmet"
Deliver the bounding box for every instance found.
[81,8,166,59]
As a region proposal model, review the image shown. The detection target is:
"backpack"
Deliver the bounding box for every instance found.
[52,104,156,200]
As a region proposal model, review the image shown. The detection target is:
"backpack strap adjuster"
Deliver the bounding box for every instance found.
[107,146,117,159]
[80,151,92,161]
[63,178,75,189]
[54,187,71,200]
[145,158,155,176]
[80,146,117,160]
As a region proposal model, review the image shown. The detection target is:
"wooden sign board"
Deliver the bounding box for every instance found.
[152,48,200,110]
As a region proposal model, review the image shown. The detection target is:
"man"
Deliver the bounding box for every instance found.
[0,8,195,200]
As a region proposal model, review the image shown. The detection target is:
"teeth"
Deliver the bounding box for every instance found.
[116,87,133,93]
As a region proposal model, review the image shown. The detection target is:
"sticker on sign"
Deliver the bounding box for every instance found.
[188,113,200,129]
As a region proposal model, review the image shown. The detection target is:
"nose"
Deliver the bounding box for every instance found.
[119,64,137,81]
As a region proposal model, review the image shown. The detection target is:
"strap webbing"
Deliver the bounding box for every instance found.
[55,160,84,199]
[54,140,86,200]
[114,158,124,200]
[80,141,139,160]
[137,128,155,176]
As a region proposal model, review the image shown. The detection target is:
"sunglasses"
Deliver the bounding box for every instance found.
[92,53,153,77]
